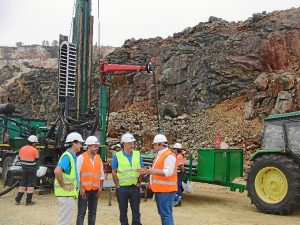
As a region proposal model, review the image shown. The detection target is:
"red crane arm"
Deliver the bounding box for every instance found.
[100,62,154,74]
[99,61,154,85]
[100,62,148,74]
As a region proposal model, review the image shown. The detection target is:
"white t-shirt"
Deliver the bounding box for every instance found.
[152,147,176,177]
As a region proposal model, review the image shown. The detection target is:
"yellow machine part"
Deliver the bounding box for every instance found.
[255,166,288,204]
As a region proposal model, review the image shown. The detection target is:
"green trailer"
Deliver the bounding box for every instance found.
[187,148,245,192]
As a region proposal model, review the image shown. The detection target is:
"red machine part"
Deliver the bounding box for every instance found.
[99,61,153,85]
[214,134,222,149]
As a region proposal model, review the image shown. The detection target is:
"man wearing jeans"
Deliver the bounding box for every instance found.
[76,136,104,225]
[142,134,177,225]
[112,133,143,225]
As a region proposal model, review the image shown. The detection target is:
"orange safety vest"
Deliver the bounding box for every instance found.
[176,154,184,172]
[150,149,178,193]
[80,151,102,191]
[19,145,39,166]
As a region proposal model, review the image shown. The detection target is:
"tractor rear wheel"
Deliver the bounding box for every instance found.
[2,156,13,183]
[247,154,300,215]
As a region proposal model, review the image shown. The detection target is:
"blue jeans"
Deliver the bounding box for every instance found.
[174,176,183,202]
[155,192,176,225]
[116,185,141,225]
[76,190,98,225]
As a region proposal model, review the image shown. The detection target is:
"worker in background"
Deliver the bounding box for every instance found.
[15,135,39,206]
[54,132,84,225]
[116,143,121,151]
[172,143,185,207]
[112,133,143,225]
[76,136,104,225]
[141,134,177,225]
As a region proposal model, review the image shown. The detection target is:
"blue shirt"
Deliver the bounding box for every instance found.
[58,149,79,187]
[111,150,144,169]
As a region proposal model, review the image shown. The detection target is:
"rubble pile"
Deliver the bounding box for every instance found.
[106,96,262,172]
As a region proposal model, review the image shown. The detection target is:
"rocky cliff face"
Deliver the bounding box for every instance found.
[107,8,300,118]
[0,8,299,169]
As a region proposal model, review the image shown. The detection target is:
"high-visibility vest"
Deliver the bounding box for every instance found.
[19,145,39,167]
[54,151,78,198]
[176,154,184,173]
[116,150,141,186]
[150,149,178,192]
[80,151,102,191]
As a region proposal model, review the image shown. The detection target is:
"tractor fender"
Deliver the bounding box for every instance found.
[250,149,284,161]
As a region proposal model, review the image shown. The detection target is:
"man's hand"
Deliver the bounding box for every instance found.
[79,187,85,197]
[137,168,148,175]
[145,168,154,175]
[63,184,74,191]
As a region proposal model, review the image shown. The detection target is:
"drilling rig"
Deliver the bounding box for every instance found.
[0,0,153,191]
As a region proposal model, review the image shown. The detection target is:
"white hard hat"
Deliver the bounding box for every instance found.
[153,134,168,144]
[28,135,38,143]
[85,136,99,145]
[172,143,182,149]
[121,133,136,143]
[65,132,84,143]
[36,166,47,177]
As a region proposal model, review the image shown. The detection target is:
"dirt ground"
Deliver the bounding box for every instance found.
[1,180,300,225]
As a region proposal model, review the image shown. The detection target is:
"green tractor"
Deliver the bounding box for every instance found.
[247,111,300,215]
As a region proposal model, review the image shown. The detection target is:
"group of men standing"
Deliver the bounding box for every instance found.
[15,131,187,225]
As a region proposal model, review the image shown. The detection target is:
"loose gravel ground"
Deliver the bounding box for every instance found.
[1,180,300,225]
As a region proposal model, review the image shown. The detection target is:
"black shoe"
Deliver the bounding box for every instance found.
[15,197,20,205]
[25,201,36,206]
[174,200,181,207]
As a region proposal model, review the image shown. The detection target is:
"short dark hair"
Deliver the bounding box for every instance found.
[28,141,35,146]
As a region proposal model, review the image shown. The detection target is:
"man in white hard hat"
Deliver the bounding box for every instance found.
[112,133,143,225]
[15,135,39,206]
[76,136,104,225]
[141,134,177,225]
[171,143,185,207]
[54,132,84,225]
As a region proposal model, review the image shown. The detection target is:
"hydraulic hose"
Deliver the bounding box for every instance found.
[0,180,20,197]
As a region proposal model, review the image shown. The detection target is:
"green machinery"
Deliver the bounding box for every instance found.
[247,111,300,215]
[188,148,245,192]
[0,0,153,189]
[0,111,56,186]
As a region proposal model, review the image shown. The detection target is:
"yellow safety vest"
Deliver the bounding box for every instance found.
[116,150,141,186]
[54,151,78,198]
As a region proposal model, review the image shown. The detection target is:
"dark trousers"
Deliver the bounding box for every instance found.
[15,166,36,204]
[116,185,141,225]
[76,189,99,225]
[174,173,183,202]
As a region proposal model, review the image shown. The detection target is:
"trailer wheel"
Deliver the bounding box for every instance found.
[247,154,300,215]
[2,156,13,182]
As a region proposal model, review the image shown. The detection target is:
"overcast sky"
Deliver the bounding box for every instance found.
[0,0,298,47]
